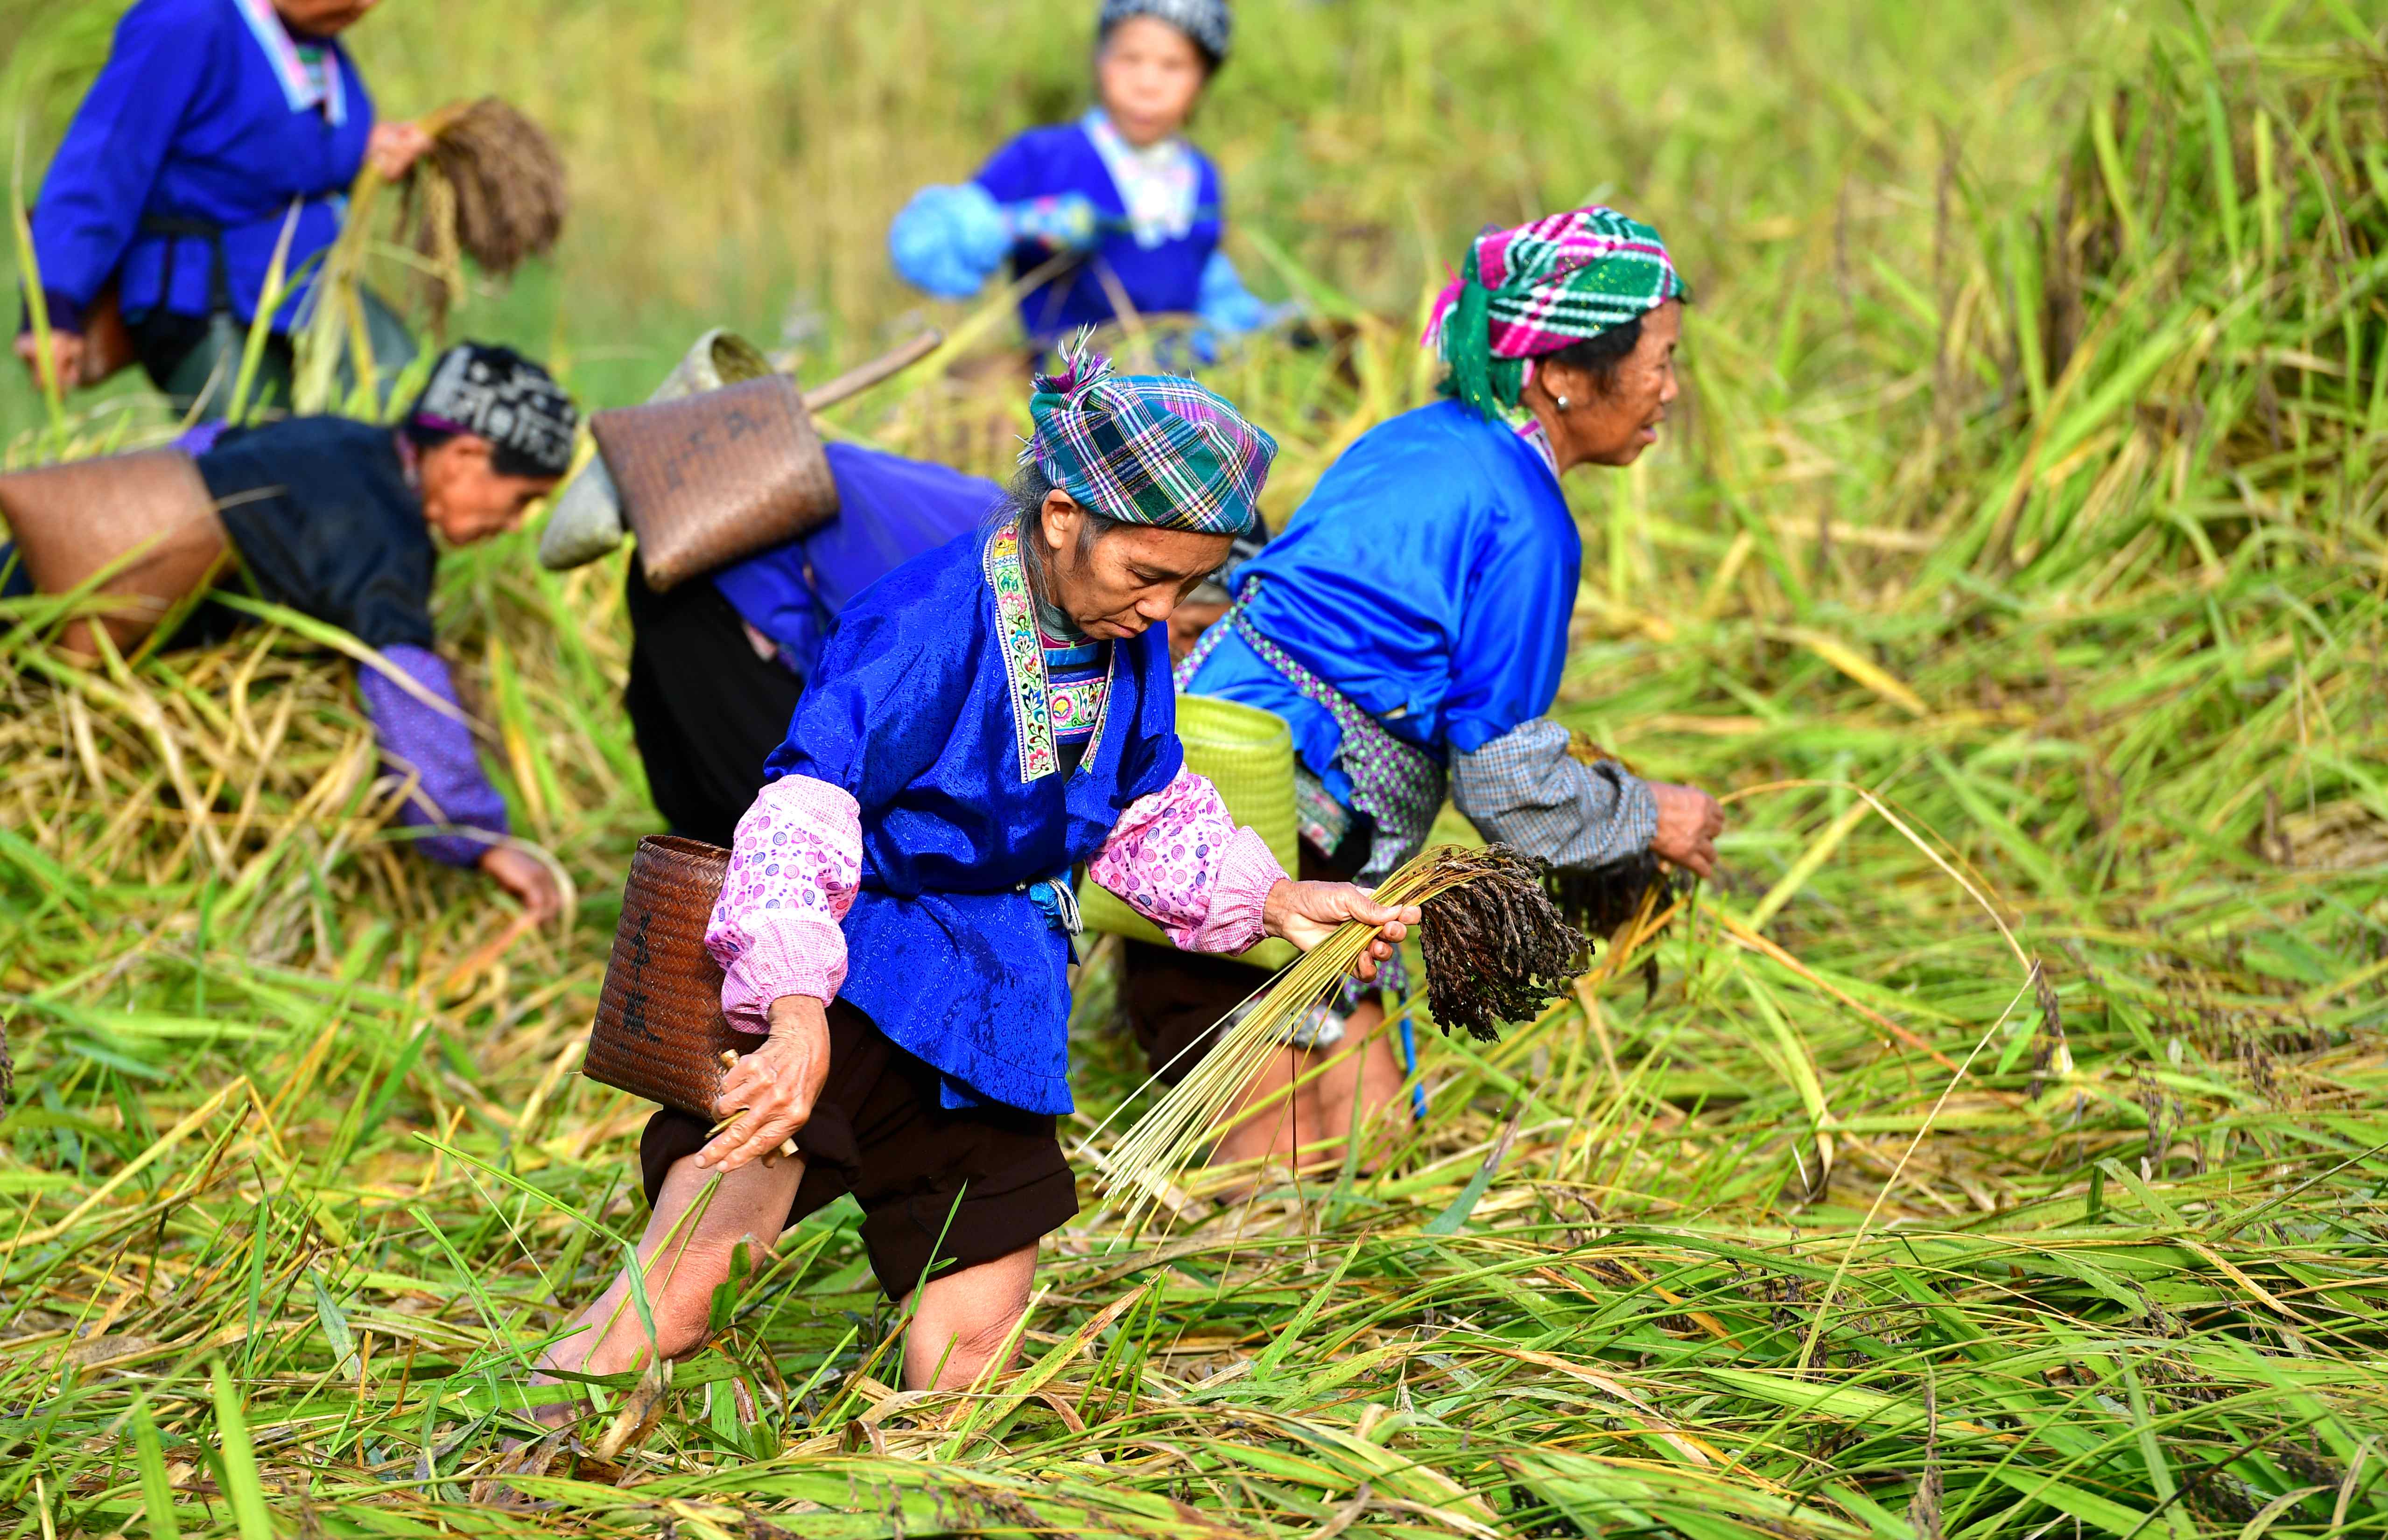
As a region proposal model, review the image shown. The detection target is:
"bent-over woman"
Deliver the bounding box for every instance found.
[1138,207,1729,1166]
[15,0,428,413]
[4,343,576,919]
[535,350,1415,1403]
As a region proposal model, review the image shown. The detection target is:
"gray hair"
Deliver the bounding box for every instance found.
[1003,462,1122,602]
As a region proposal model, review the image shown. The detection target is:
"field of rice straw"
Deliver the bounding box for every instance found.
[3,1,2386,1536]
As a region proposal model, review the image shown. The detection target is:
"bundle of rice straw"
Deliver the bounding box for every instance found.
[1093,843,1588,1221]
[401,98,571,329]
[293,97,568,410]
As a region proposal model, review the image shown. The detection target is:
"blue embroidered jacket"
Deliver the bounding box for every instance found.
[759,524,1183,1114]
[27,0,375,333]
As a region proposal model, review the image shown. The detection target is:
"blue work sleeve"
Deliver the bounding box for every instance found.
[888,183,1011,299]
[358,645,510,868]
[1440,483,1579,756]
[24,0,214,329]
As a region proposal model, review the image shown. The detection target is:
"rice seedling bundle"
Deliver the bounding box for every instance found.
[1097,843,1591,1215]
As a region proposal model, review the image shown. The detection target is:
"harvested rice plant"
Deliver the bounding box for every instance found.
[2,1,2386,1538]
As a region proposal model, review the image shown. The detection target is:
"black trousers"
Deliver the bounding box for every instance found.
[623,563,804,847]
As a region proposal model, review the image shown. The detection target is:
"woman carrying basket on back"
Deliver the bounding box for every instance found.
[1127,208,1730,1168]
[887,0,1283,359]
[14,0,428,415]
[534,346,1415,1406]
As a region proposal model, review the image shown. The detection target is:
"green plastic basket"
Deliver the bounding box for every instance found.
[1078,693,1300,971]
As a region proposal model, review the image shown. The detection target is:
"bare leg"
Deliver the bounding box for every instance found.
[1311,1000,1404,1168]
[529,1151,805,1426]
[1208,1045,1312,1169]
[898,1243,1038,1391]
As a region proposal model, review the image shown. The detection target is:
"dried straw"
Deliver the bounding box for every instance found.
[402,98,570,327]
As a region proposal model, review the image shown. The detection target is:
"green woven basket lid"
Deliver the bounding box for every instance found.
[1079,692,1299,971]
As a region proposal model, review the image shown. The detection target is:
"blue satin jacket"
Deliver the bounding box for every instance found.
[28,0,374,333]
[1184,400,1582,806]
[760,523,1183,1113]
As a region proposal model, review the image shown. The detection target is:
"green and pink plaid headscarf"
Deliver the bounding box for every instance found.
[1424,206,1688,420]
[1024,337,1277,536]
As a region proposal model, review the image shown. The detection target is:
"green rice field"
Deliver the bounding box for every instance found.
[1,1,2385,1536]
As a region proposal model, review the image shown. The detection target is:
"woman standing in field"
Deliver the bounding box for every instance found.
[13,0,428,414]
[1132,208,1729,1165]
[534,349,1415,1400]
[887,0,1280,356]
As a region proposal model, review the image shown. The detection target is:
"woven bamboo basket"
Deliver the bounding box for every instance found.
[538,328,772,570]
[583,835,749,1118]
[0,449,229,655]
[590,374,842,592]
[1078,693,1300,971]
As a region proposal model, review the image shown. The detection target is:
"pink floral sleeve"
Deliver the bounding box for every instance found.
[1088,766,1287,954]
[704,775,863,1032]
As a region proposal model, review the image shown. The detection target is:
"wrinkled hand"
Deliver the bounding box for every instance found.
[1648,783,1724,880]
[366,120,434,181]
[1262,880,1421,982]
[14,329,84,391]
[698,995,832,1173]
[479,844,562,924]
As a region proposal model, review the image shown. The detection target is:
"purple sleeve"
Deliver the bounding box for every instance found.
[357,644,509,868]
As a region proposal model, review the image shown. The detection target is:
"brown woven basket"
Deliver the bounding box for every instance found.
[584,835,748,1119]
[0,449,229,654]
[589,374,839,593]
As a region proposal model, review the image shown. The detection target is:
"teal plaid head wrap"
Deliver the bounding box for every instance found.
[1023,335,1277,536]
[1424,206,1689,420]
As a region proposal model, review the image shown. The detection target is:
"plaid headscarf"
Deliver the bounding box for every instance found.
[1099,0,1231,65]
[1424,207,1688,420]
[407,343,578,479]
[1024,336,1276,537]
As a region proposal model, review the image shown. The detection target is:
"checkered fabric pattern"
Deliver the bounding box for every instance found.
[1448,717,1659,869]
[1024,336,1277,536]
[1098,0,1231,62]
[1424,206,1688,420]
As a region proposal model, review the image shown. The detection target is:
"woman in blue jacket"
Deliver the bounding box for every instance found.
[887,0,1279,355]
[1141,208,1729,1169]
[14,0,428,415]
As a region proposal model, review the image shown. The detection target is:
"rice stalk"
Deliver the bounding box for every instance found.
[1096,843,1590,1220]
[0,10,2384,1538]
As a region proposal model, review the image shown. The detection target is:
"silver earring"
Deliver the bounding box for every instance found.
[1554,394,1572,412]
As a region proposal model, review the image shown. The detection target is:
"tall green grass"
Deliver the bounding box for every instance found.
[0,3,2384,1538]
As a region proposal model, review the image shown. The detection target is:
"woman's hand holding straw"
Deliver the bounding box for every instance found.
[1261,880,1420,980]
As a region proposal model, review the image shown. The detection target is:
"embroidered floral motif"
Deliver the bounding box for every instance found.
[983,525,1060,782]
[705,776,863,1027]
[1048,676,1110,735]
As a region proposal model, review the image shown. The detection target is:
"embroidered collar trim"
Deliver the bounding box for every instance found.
[233,0,348,125]
[985,525,1123,781]
[984,524,1060,781]
[1081,109,1197,249]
